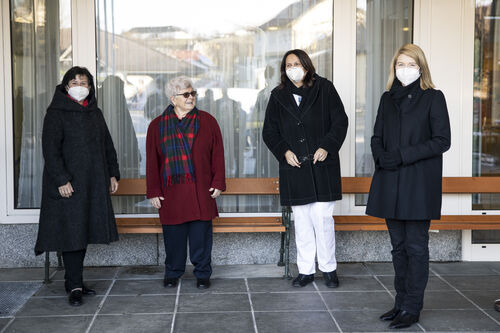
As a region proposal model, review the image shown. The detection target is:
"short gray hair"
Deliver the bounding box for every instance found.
[165,76,193,101]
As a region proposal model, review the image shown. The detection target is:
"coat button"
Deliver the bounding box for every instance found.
[299,138,305,143]
[297,122,302,126]
[408,94,412,99]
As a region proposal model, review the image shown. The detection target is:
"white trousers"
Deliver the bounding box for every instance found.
[292,201,336,275]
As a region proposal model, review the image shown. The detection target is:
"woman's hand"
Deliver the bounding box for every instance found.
[209,188,222,199]
[285,150,301,168]
[150,196,164,209]
[313,148,328,164]
[58,182,74,198]
[110,177,119,193]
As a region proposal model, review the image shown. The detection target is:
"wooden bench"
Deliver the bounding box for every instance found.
[44,176,500,283]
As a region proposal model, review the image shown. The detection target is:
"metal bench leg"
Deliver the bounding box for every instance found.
[44,252,51,284]
[278,232,285,266]
[57,251,63,270]
[283,206,292,279]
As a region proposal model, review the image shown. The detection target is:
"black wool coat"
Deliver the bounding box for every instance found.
[35,85,120,255]
[365,82,451,220]
[262,75,348,206]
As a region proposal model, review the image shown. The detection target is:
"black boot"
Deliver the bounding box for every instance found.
[389,310,419,329]
[495,299,500,312]
[323,270,339,288]
[292,274,314,287]
[380,307,400,321]
[65,282,95,295]
[68,290,83,306]
[163,277,179,288]
[196,279,211,289]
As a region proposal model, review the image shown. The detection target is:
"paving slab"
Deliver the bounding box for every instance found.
[173,312,254,333]
[4,315,92,333]
[90,314,172,333]
[332,310,422,332]
[99,295,176,314]
[251,292,326,311]
[177,293,251,312]
[255,310,339,333]
[321,291,394,311]
[419,309,500,331]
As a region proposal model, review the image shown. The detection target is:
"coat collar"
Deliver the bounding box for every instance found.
[272,75,321,121]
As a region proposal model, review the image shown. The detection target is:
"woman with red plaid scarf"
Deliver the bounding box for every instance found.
[146,76,225,290]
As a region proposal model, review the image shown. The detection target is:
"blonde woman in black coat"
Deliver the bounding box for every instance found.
[366,44,451,329]
[263,49,348,288]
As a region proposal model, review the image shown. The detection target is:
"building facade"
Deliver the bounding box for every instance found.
[0,0,499,267]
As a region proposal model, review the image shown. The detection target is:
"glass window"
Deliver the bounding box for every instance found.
[355,0,413,205]
[472,0,500,243]
[96,0,333,213]
[11,0,72,209]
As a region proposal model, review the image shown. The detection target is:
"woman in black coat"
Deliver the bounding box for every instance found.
[263,49,348,288]
[366,44,451,329]
[34,67,120,306]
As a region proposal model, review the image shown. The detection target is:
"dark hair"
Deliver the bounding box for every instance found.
[278,49,316,89]
[61,66,95,98]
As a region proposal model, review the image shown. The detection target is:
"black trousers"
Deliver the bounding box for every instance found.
[162,220,213,280]
[386,219,430,315]
[62,248,86,290]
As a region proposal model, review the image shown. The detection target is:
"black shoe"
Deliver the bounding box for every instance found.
[323,270,339,288]
[65,282,96,295]
[292,274,314,287]
[196,279,210,289]
[495,299,500,312]
[380,307,401,321]
[389,310,419,329]
[163,277,178,288]
[68,290,83,306]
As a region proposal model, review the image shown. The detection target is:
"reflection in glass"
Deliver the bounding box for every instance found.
[96,0,333,213]
[355,0,413,205]
[11,0,72,208]
[472,0,500,242]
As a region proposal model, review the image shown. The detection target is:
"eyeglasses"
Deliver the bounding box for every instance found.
[176,91,197,98]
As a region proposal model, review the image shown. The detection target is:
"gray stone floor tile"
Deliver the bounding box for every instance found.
[100,295,176,314]
[177,293,250,312]
[484,309,500,322]
[109,279,172,295]
[247,277,315,292]
[315,276,385,292]
[4,315,92,333]
[377,276,453,291]
[255,311,339,333]
[0,268,53,282]
[173,312,254,333]
[34,280,111,296]
[251,292,326,311]
[430,262,499,276]
[419,309,500,331]
[210,264,295,279]
[321,291,394,311]
[116,266,165,280]
[462,290,500,310]
[16,296,102,316]
[0,318,12,330]
[52,267,118,281]
[180,278,247,294]
[331,310,422,332]
[423,291,475,310]
[364,262,395,275]
[336,263,371,276]
[90,314,172,333]
[442,275,500,291]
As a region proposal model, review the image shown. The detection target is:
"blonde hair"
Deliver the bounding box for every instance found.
[386,44,435,91]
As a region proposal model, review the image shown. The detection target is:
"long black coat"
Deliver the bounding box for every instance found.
[366,84,451,220]
[35,85,120,255]
[262,75,348,206]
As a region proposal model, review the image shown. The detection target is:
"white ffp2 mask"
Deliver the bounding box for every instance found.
[67,86,90,102]
[396,68,420,86]
[286,67,305,83]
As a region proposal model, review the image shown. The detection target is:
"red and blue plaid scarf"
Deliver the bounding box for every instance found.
[159,105,199,187]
